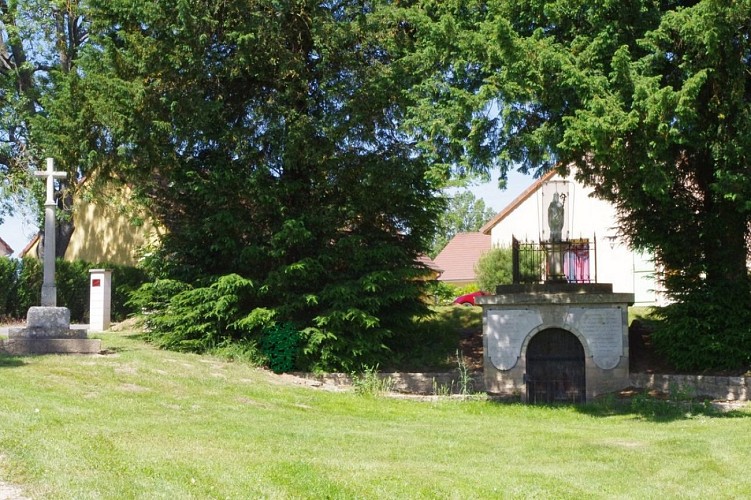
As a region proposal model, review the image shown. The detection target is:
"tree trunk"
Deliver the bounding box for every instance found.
[55,218,74,259]
[35,217,75,260]
[701,195,751,324]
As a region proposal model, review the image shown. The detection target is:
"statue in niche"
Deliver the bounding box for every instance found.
[548,192,564,242]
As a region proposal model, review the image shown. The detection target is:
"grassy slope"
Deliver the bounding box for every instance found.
[0,332,749,498]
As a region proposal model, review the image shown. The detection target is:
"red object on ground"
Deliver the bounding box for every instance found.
[452,291,487,306]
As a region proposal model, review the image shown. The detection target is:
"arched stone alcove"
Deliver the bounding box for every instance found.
[526,328,585,404]
[479,285,634,402]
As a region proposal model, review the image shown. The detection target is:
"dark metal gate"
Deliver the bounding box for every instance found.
[526,329,585,404]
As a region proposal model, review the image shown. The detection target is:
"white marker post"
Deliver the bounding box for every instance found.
[34,158,67,307]
[89,269,112,332]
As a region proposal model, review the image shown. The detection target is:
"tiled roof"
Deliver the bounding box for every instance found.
[433,232,491,283]
[20,233,40,258]
[417,254,443,274]
[0,236,13,257]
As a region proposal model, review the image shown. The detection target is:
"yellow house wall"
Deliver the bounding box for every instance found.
[24,186,160,267]
[63,191,159,266]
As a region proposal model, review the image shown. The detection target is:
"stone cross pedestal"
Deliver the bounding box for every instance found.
[4,306,100,354]
[0,158,101,355]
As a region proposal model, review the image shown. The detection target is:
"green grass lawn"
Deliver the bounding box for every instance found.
[0,332,749,498]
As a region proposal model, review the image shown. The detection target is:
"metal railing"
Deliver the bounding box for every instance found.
[512,236,597,284]
[526,378,586,404]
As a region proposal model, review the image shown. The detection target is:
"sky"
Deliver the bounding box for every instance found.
[462,168,532,213]
[0,169,535,258]
[0,202,39,257]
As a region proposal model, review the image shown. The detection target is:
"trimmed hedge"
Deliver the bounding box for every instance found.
[0,256,148,323]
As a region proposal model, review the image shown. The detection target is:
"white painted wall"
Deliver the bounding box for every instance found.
[488,171,662,305]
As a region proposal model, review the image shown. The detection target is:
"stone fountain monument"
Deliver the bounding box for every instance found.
[477,179,633,403]
[2,158,101,355]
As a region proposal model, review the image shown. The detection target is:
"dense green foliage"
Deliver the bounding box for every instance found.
[54,259,90,321]
[261,323,301,374]
[474,246,513,293]
[106,264,150,321]
[77,0,443,371]
[406,0,751,370]
[131,276,462,371]
[386,305,476,371]
[12,257,41,316]
[125,279,194,315]
[0,257,146,322]
[431,190,495,257]
[140,274,275,352]
[0,257,20,317]
[652,289,751,371]
[424,280,471,306]
[7,0,749,371]
[474,245,542,292]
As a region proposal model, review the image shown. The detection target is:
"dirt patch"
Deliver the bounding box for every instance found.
[627,320,676,374]
[109,317,145,332]
[457,326,484,372]
[0,480,28,500]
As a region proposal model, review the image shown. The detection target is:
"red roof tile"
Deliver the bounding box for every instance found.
[433,232,491,283]
[417,254,443,274]
[0,236,13,257]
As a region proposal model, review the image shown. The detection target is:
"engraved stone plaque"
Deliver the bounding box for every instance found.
[565,307,623,369]
[487,309,543,370]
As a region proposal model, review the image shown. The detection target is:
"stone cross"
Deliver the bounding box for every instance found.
[34,158,66,307]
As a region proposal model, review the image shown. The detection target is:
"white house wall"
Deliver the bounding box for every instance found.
[491,194,542,243]
[488,171,660,305]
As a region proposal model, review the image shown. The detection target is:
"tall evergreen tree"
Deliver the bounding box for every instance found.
[83,0,442,370]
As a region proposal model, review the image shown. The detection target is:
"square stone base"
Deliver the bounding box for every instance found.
[479,287,634,402]
[9,306,83,339]
[0,338,102,355]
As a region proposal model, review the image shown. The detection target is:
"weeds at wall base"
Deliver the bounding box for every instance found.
[351,365,395,396]
[586,384,726,420]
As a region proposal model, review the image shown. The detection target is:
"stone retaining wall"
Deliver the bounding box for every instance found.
[386,372,485,394]
[629,373,749,401]
[298,371,750,401]
[293,372,485,395]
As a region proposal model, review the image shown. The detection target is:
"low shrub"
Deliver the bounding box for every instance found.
[260,323,300,373]
[1,257,149,323]
[475,247,513,292]
[425,282,483,307]
[0,257,20,318]
[141,274,275,352]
